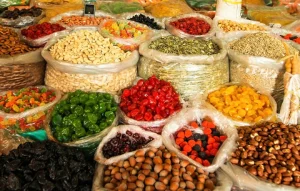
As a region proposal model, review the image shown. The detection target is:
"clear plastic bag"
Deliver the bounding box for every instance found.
[222,163,300,191]
[284,20,300,33]
[94,125,162,165]
[0,128,31,156]
[92,163,233,191]
[162,107,238,172]
[0,10,45,28]
[279,73,300,125]
[138,33,229,99]
[99,19,154,47]
[0,86,62,140]
[165,13,216,38]
[194,83,277,127]
[44,94,118,156]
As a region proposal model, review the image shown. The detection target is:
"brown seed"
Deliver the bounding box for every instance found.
[118,182,127,191]
[123,161,130,168]
[104,170,111,176]
[129,157,136,167]
[171,175,180,182]
[156,150,163,157]
[145,186,155,191]
[147,150,155,158]
[172,164,180,169]
[165,158,171,164]
[163,163,172,172]
[131,169,138,175]
[163,152,171,159]
[111,167,119,175]
[170,182,179,190]
[153,156,163,165]
[128,175,137,182]
[149,172,158,180]
[154,164,163,173]
[114,172,122,180]
[196,182,204,190]
[179,181,186,188]
[145,157,153,165]
[172,157,180,164]
[138,173,146,181]
[180,160,189,167]
[136,180,145,188]
[145,177,156,185]
[159,170,168,177]
[183,173,193,181]
[186,181,195,189]
[104,183,115,189]
[128,183,137,189]
[142,164,152,170]
[135,149,145,157]
[155,181,166,191]
[142,169,151,176]
[205,179,215,190]
[136,157,145,163]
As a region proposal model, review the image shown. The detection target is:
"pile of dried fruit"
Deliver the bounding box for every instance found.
[281,33,300,44]
[207,85,273,123]
[50,90,117,142]
[58,16,110,27]
[170,17,211,35]
[1,7,42,19]
[0,141,95,191]
[102,146,218,190]
[120,76,182,121]
[128,14,162,30]
[218,20,266,33]
[102,130,154,158]
[230,122,300,188]
[174,120,227,166]
[21,22,65,39]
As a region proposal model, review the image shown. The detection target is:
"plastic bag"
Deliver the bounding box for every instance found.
[19,24,69,47]
[222,163,300,191]
[0,0,30,9]
[284,20,300,33]
[44,94,118,156]
[214,17,269,41]
[138,33,229,100]
[93,162,233,191]
[97,1,144,14]
[0,129,31,156]
[195,83,277,127]
[118,12,165,30]
[94,125,162,165]
[49,10,115,28]
[144,0,193,18]
[162,108,238,172]
[0,10,45,28]
[165,13,215,38]
[100,19,154,48]
[271,28,300,51]
[0,86,62,141]
[279,73,300,124]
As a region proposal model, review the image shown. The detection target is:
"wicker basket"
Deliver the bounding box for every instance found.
[0,49,46,91]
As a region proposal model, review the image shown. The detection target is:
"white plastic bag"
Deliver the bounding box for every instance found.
[284,20,300,34]
[222,163,299,191]
[194,83,277,127]
[213,17,269,41]
[118,12,165,30]
[162,107,238,173]
[94,125,162,165]
[0,10,45,28]
[165,13,215,38]
[138,32,229,99]
[279,73,300,125]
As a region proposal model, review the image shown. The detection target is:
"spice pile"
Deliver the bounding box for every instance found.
[281,33,300,44]
[101,20,150,39]
[0,26,36,56]
[102,130,154,158]
[120,76,182,121]
[1,7,42,19]
[102,146,218,190]
[21,22,65,39]
[98,1,143,14]
[0,141,95,190]
[129,14,162,30]
[49,30,132,64]
[174,120,227,166]
[230,32,297,59]
[231,122,300,188]
[58,15,110,26]
[207,85,273,123]
[50,90,117,142]
[218,20,266,32]
[149,36,220,55]
[170,17,211,35]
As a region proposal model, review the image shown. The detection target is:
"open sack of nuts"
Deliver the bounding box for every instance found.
[118,12,165,30]
[93,145,233,191]
[0,86,62,141]
[118,76,183,134]
[44,90,118,155]
[42,27,139,94]
[50,10,114,28]
[162,107,237,172]
[165,13,215,39]
[214,17,269,41]
[0,7,45,28]
[194,83,277,127]
[138,33,229,100]
[19,22,68,47]
[94,125,162,165]
[223,122,300,191]
[0,26,46,91]
[228,32,300,110]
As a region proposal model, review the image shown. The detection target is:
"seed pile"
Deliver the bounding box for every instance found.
[50,30,131,64]
[230,32,298,59]
[58,16,110,26]
[231,122,300,187]
[149,36,220,55]
[218,20,266,32]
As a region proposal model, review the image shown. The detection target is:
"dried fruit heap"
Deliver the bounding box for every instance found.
[21,22,65,40]
[281,34,300,44]
[170,17,211,35]
[175,120,227,166]
[120,76,182,121]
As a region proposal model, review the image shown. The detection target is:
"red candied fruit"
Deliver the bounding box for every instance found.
[21,22,65,40]
[170,17,211,35]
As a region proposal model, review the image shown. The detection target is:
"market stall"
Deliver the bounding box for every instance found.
[0,0,300,190]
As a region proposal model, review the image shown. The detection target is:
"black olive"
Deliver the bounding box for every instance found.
[128,14,162,30]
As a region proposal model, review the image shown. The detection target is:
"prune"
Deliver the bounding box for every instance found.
[0,141,95,191]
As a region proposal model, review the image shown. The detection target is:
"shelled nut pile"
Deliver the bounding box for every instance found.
[230,122,300,187]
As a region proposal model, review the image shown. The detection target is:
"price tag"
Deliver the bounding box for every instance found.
[83,0,96,16]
